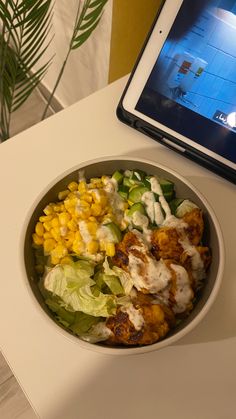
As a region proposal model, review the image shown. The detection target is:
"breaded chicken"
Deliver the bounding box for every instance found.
[151,227,183,261]
[106,301,170,346]
[182,208,204,245]
[180,246,211,290]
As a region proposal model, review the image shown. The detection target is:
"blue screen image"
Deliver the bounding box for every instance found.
[143,0,236,131]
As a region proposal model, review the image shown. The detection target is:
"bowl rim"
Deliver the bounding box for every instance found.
[20,155,225,355]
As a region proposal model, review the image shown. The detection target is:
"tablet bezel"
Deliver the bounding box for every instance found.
[118,0,236,183]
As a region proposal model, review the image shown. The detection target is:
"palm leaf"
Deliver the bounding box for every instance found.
[0,0,54,139]
[71,0,108,50]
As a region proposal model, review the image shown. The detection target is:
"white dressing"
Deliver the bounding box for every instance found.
[141,191,155,223]
[170,264,193,313]
[150,176,163,195]
[180,238,206,287]
[128,254,172,293]
[121,303,144,331]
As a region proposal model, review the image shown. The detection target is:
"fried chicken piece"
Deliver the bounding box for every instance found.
[180,246,211,290]
[162,259,194,315]
[151,227,183,261]
[106,301,170,346]
[182,208,204,245]
[112,231,140,271]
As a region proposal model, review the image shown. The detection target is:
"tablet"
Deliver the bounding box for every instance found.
[117,0,236,184]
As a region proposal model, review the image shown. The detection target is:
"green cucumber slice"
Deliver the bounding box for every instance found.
[128,186,149,203]
[159,179,174,193]
[128,202,146,217]
[112,170,123,184]
[118,185,129,200]
[104,222,122,242]
[169,198,185,215]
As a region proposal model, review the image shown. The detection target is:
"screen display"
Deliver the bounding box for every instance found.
[136,0,236,164]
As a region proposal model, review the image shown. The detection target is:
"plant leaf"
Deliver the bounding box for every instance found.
[71,0,108,50]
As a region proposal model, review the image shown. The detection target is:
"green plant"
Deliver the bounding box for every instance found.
[0,0,108,141]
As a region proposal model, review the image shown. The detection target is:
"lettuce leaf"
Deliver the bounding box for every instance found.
[43,262,116,317]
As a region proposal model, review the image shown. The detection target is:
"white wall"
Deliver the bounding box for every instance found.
[41,0,113,108]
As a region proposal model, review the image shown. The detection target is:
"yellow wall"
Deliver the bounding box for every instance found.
[109,0,163,82]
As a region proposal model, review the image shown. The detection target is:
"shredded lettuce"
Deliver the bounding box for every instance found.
[103,258,134,295]
[43,262,116,317]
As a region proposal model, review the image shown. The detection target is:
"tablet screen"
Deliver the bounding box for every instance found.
[136,0,236,165]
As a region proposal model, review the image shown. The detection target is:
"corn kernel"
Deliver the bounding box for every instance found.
[86,240,99,254]
[32,233,44,246]
[78,180,87,194]
[77,207,91,219]
[60,256,73,265]
[53,204,62,212]
[64,197,77,210]
[43,205,53,216]
[43,232,52,240]
[72,240,85,254]
[51,243,68,259]
[58,190,70,200]
[81,192,92,203]
[50,255,60,265]
[44,238,56,253]
[43,221,52,232]
[68,181,78,192]
[58,212,71,226]
[99,240,106,251]
[51,217,59,228]
[35,222,44,237]
[91,203,102,216]
[75,230,82,241]
[105,242,115,257]
[51,227,61,242]
[67,219,77,231]
[39,215,53,223]
[86,221,98,235]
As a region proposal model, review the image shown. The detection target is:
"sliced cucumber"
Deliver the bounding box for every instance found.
[159,178,174,194]
[104,222,122,242]
[169,198,184,215]
[131,169,147,182]
[123,177,135,188]
[112,170,123,184]
[175,199,198,218]
[128,202,146,217]
[163,190,175,202]
[128,185,150,203]
[118,185,129,200]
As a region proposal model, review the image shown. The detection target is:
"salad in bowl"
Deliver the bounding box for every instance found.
[23,158,224,353]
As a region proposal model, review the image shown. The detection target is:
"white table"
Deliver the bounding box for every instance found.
[1,77,236,419]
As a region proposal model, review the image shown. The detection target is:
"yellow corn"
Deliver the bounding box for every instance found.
[43,232,52,240]
[35,222,44,237]
[60,256,73,265]
[58,212,71,226]
[58,190,70,201]
[91,203,102,216]
[43,205,53,216]
[50,227,61,242]
[51,243,68,259]
[53,204,62,212]
[32,233,44,246]
[72,240,84,255]
[43,221,52,232]
[67,218,78,231]
[51,216,59,228]
[86,240,99,254]
[39,215,53,223]
[50,255,60,265]
[68,181,78,192]
[105,242,115,257]
[81,192,92,203]
[86,221,98,235]
[44,238,56,253]
[78,180,87,194]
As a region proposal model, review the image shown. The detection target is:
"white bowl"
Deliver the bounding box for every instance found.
[22,156,225,355]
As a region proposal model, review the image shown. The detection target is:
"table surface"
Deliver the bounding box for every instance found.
[1,76,236,419]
